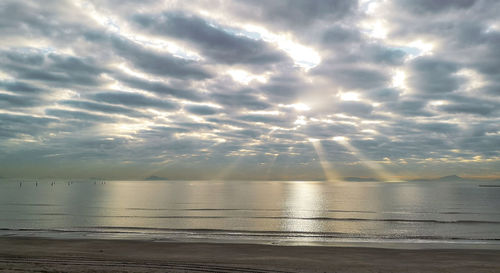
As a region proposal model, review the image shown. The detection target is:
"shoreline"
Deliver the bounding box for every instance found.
[1,236,499,272]
[2,228,500,250]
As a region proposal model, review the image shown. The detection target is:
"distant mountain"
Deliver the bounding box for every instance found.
[145,175,168,181]
[410,175,469,182]
[343,177,379,182]
[435,175,466,181]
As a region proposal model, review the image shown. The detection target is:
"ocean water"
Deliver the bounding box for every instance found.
[1,179,499,249]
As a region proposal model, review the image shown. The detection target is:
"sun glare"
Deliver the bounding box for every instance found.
[408,40,434,56]
[309,138,339,181]
[339,92,361,101]
[391,70,407,89]
[238,24,321,69]
[332,136,349,142]
[227,69,268,84]
[361,20,388,39]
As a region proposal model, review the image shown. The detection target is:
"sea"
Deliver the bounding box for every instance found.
[1,179,499,249]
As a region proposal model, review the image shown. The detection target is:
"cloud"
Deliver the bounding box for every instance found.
[110,36,213,80]
[395,0,477,14]
[438,102,498,116]
[113,73,205,102]
[314,65,390,89]
[212,89,272,110]
[45,109,116,123]
[184,105,219,115]
[366,88,401,101]
[0,49,107,87]
[407,57,463,94]
[90,91,179,110]
[0,93,41,108]
[0,80,47,93]
[0,0,499,179]
[0,113,57,139]
[226,0,357,32]
[59,100,151,118]
[132,12,290,67]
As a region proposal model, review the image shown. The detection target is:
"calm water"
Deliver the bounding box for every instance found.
[1,179,499,248]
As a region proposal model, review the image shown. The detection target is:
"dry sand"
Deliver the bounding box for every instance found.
[0,237,499,272]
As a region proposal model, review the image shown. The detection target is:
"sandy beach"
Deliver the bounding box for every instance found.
[0,237,499,273]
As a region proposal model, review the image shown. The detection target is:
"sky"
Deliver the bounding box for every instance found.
[0,0,499,180]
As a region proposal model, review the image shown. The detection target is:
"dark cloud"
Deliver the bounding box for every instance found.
[184,105,219,115]
[322,25,362,45]
[383,99,434,117]
[314,65,389,89]
[59,100,151,118]
[417,122,460,134]
[113,73,204,102]
[395,0,477,14]
[228,0,357,31]
[366,88,401,101]
[110,36,213,80]
[0,93,40,108]
[0,50,107,87]
[45,109,116,123]
[132,12,290,67]
[0,1,94,41]
[90,91,179,110]
[212,90,271,110]
[438,102,498,116]
[0,113,57,139]
[408,57,463,94]
[0,80,46,93]
[365,45,407,66]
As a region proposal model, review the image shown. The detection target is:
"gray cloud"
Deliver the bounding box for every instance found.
[184,105,219,115]
[438,102,498,116]
[110,36,213,80]
[383,99,433,117]
[90,91,179,110]
[0,93,40,108]
[0,80,46,93]
[0,50,107,87]
[132,12,290,68]
[408,57,463,94]
[1,0,499,179]
[395,0,477,14]
[0,113,57,139]
[335,101,374,117]
[227,0,357,32]
[113,73,205,102]
[366,88,401,101]
[45,109,116,123]
[212,90,271,110]
[59,100,151,118]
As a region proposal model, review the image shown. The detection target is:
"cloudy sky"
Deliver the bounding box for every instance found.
[1,0,499,180]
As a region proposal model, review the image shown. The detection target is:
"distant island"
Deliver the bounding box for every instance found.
[342,177,379,182]
[410,175,469,182]
[145,175,168,181]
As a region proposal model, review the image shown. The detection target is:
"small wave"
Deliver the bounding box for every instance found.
[122,208,377,213]
[23,214,500,224]
[1,203,60,207]
[2,227,499,242]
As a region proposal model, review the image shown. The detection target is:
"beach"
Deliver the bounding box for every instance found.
[1,237,499,273]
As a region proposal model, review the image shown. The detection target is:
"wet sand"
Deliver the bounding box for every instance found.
[0,237,499,272]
